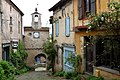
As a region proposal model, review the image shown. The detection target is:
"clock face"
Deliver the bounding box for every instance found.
[33,32,40,38]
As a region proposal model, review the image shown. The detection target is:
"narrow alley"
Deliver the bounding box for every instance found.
[15,71,65,80]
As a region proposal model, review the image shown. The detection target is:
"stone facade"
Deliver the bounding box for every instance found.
[49,0,75,72]
[24,9,49,67]
[49,0,120,79]
[0,0,23,61]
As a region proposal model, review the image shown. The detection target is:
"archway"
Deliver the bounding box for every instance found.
[35,53,46,64]
[34,53,47,71]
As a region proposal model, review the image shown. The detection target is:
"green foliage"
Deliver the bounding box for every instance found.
[10,41,28,69]
[42,38,56,73]
[10,41,30,75]
[86,1,120,72]
[0,60,15,80]
[54,71,82,80]
[88,75,104,80]
[54,71,65,77]
[42,38,56,60]
[73,74,82,80]
[66,54,82,73]
[87,1,120,35]
[63,71,79,79]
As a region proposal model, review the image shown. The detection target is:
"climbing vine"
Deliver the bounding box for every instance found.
[66,54,82,73]
[42,38,56,74]
[10,41,30,75]
[86,1,120,72]
[87,1,120,35]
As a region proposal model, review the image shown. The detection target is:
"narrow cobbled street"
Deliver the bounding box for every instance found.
[15,71,65,80]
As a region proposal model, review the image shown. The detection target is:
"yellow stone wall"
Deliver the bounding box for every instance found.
[95,67,120,80]
[73,0,120,78]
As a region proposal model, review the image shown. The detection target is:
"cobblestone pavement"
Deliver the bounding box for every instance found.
[15,71,65,80]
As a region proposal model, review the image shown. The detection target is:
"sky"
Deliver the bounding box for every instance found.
[11,0,60,27]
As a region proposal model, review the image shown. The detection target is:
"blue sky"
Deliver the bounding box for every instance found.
[12,0,60,27]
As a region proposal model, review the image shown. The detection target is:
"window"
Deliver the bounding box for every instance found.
[90,0,96,15]
[10,17,13,25]
[96,36,120,71]
[78,0,83,19]
[10,6,12,12]
[35,15,38,22]
[84,0,91,16]
[18,21,20,34]
[10,26,12,33]
[65,16,70,37]
[55,21,59,37]
[78,0,96,19]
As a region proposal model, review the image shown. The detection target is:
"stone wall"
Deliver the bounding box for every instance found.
[24,29,49,67]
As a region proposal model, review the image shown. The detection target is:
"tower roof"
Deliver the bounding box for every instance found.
[31,8,41,15]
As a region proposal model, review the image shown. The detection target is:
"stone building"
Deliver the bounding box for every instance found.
[24,8,49,67]
[49,0,120,79]
[49,0,74,72]
[0,0,24,61]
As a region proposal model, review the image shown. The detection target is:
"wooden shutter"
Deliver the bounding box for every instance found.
[65,17,70,37]
[91,0,96,15]
[78,0,83,19]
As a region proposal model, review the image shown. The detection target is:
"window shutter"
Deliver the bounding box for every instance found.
[55,21,59,37]
[91,0,96,14]
[86,0,90,12]
[65,17,70,37]
[78,0,82,19]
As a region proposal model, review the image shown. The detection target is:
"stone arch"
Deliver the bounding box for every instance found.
[34,53,48,71]
[34,53,47,64]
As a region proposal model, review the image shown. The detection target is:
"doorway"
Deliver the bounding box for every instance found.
[84,36,95,74]
[34,53,47,71]
[2,44,10,61]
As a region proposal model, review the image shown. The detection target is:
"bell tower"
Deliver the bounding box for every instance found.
[31,8,42,29]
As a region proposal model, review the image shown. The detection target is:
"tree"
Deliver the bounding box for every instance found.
[42,38,56,74]
[87,1,120,35]
[10,41,28,69]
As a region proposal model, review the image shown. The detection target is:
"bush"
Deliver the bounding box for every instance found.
[73,74,81,80]
[0,60,15,80]
[54,71,82,80]
[88,75,104,80]
[54,71,65,77]
[63,71,78,79]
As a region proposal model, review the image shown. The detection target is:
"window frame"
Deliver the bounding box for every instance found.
[10,17,13,25]
[96,36,120,71]
[78,0,96,19]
